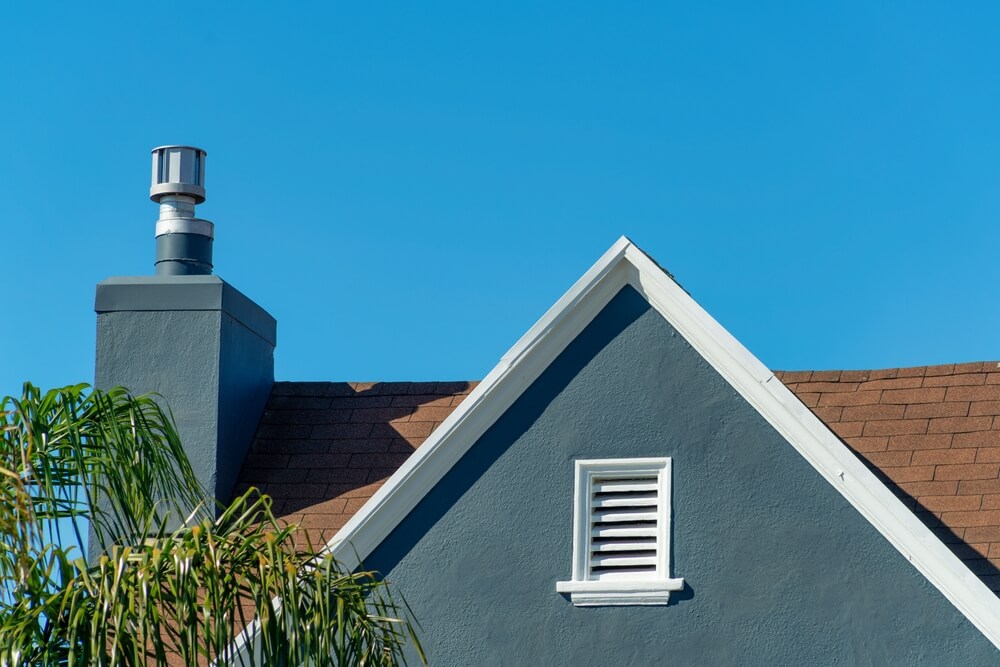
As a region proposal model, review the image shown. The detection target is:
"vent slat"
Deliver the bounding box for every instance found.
[592,495,657,508]
[590,554,657,568]
[592,525,658,538]
[592,510,658,523]
[593,480,657,494]
[591,567,658,579]
[588,471,662,579]
[591,540,656,553]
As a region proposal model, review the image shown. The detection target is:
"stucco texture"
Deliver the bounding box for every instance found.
[365,286,998,666]
[96,309,223,497]
[95,282,274,509]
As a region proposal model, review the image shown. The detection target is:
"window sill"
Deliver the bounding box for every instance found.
[555,577,684,606]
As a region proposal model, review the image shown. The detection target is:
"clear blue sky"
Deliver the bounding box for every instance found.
[3,2,1000,398]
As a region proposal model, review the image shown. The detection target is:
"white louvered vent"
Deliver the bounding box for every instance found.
[557,457,683,606]
[589,475,660,579]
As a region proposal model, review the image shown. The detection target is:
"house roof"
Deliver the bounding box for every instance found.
[227,238,1000,659]
[240,365,1000,591]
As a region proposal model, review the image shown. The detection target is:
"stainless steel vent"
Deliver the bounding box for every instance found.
[148,145,214,276]
[151,145,207,203]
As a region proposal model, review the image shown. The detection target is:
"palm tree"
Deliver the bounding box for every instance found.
[0,384,423,666]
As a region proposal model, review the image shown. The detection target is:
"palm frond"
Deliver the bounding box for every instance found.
[0,383,424,667]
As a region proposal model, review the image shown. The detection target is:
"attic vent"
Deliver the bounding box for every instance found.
[590,475,659,578]
[556,458,684,606]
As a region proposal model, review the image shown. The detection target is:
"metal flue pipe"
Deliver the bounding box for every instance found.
[150,145,214,276]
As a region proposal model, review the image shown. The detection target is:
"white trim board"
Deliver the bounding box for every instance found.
[226,237,1000,662]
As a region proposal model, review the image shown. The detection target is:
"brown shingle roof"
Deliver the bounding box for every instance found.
[236,381,477,549]
[775,362,1000,592]
[238,364,1000,591]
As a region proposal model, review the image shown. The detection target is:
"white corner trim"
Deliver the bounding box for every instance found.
[225,236,1000,662]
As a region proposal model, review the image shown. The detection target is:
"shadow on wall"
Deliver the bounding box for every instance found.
[234,381,476,549]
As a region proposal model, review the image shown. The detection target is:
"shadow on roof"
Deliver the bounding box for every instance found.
[234,381,476,549]
[862,455,1000,592]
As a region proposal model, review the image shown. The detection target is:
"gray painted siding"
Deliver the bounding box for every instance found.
[365,286,998,665]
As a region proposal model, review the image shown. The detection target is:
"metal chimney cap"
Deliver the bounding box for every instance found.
[150,145,207,203]
[151,144,208,152]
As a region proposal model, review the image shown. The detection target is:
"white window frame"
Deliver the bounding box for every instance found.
[556,457,684,606]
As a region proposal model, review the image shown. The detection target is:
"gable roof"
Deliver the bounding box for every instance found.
[230,237,1000,658]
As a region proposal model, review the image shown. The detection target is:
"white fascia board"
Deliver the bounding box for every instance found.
[226,237,1000,663]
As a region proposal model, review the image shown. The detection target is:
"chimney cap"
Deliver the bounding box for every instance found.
[151,144,209,153]
[150,145,207,203]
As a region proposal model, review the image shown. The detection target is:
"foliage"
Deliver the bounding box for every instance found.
[0,384,423,666]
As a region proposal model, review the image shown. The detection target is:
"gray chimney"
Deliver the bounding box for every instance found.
[94,146,276,525]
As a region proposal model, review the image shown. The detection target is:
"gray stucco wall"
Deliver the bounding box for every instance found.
[95,276,275,517]
[365,286,998,665]
[96,308,223,497]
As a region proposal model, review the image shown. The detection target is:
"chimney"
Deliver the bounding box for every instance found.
[94,146,276,527]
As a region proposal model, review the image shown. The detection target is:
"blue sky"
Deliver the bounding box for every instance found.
[3,2,1000,398]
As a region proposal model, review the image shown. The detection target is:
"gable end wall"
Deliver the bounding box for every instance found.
[363,286,996,664]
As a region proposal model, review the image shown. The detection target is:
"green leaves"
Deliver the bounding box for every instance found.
[0,384,423,667]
